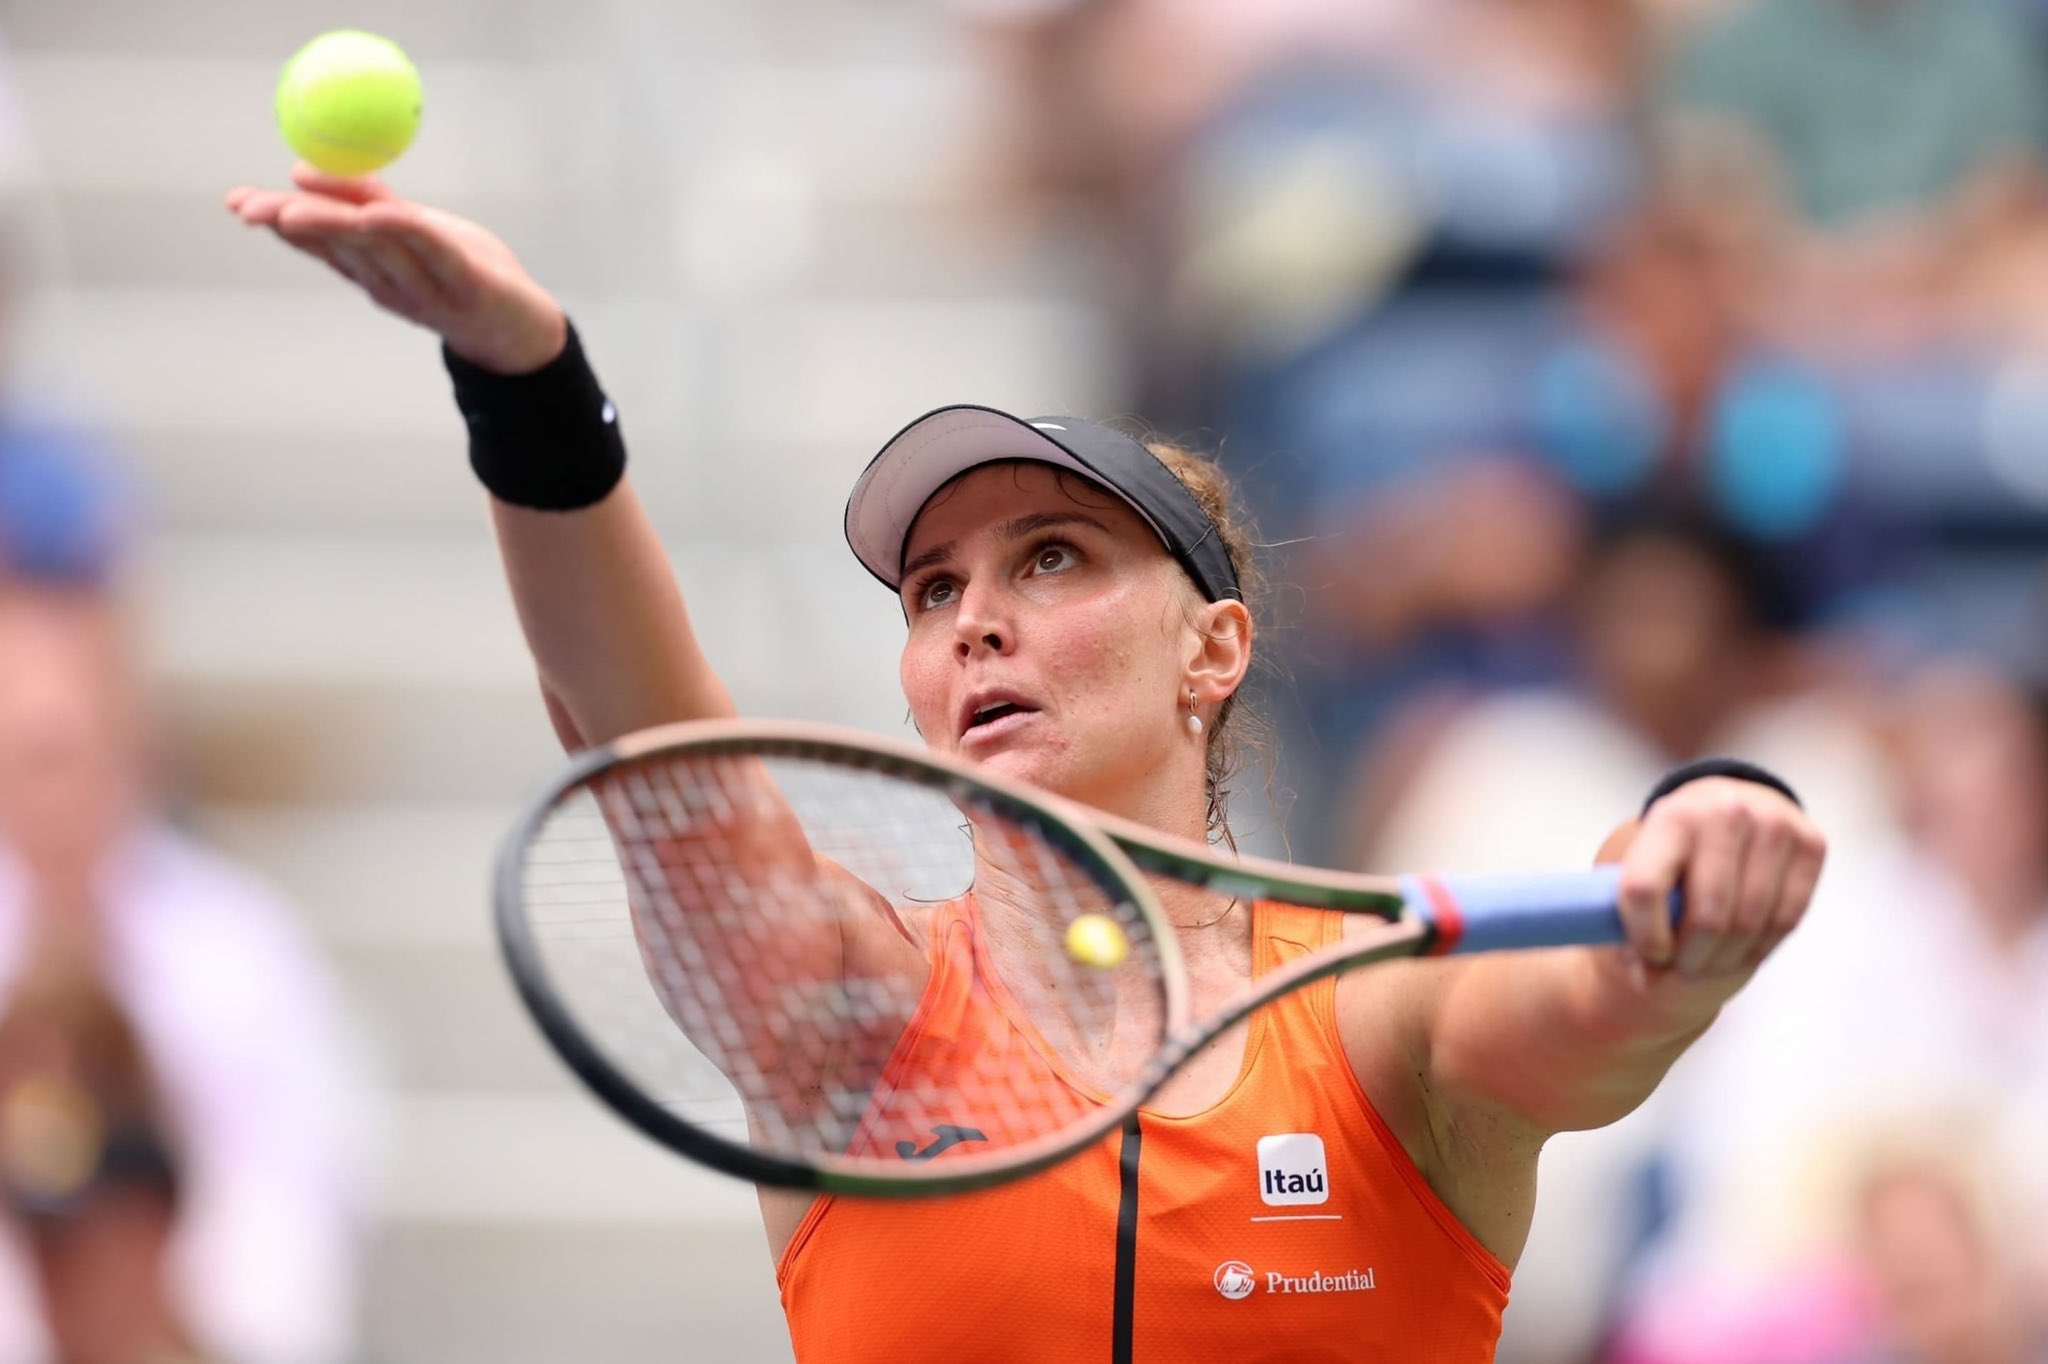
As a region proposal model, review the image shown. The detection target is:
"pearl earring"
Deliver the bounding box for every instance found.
[1186,688,1204,737]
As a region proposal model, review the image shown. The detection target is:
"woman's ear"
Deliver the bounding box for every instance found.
[1186,598,1252,705]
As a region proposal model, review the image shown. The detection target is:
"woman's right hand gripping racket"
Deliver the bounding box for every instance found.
[497,720,1661,1197]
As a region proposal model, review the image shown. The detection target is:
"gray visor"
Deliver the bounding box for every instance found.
[843,404,1241,603]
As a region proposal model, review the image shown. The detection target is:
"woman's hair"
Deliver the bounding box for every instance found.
[1141,439,1270,847]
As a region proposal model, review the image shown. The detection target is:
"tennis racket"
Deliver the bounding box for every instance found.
[496,718,1654,1198]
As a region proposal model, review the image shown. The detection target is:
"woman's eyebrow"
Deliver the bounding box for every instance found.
[901,512,1111,581]
[901,541,954,581]
[996,511,1112,542]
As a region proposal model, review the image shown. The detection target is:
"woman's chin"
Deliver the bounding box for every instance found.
[959,741,1073,799]
[965,745,1049,785]
[949,728,1142,812]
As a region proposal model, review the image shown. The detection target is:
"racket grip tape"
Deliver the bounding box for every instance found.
[1405,868,1679,955]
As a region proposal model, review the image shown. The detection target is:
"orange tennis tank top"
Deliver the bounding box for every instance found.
[776,898,1510,1362]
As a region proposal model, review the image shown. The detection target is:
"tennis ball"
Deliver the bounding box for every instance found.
[275,31,423,177]
[1065,913,1129,969]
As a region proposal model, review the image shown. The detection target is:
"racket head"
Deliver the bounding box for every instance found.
[494,719,1188,1197]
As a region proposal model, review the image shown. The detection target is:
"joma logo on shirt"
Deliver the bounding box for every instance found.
[895,1125,987,1160]
[1256,1132,1330,1206]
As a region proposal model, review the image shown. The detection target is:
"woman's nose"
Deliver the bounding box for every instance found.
[952,581,1011,659]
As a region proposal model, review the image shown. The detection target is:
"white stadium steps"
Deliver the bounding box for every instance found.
[367,1223,794,1363]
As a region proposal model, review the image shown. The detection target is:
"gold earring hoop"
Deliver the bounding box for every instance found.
[1186,688,1204,737]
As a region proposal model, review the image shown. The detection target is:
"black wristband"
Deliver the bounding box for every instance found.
[1642,758,1802,815]
[443,320,626,511]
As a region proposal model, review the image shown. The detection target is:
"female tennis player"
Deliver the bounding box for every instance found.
[227,165,1826,1362]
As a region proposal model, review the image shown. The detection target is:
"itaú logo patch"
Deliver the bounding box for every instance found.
[1257,1132,1329,1205]
[1214,1261,1257,1300]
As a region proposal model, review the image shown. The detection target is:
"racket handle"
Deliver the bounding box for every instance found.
[1404,868,1677,954]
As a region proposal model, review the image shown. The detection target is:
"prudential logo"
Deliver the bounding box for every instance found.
[1213,1261,1256,1300]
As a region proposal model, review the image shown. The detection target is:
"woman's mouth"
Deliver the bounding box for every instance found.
[959,693,1041,745]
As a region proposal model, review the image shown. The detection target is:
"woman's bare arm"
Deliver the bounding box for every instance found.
[492,490,734,743]
[1340,776,1824,1264]
[1422,779,1824,1137]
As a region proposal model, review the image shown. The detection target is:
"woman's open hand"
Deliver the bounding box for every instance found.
[226,162,567,374]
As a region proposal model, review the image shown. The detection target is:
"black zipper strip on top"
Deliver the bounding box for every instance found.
[1111,1114,1142,1364]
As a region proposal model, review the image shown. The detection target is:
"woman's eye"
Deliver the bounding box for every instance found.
[1030,544,1076,574]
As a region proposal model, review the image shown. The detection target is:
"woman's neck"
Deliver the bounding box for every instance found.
[971,776,1243,940]
[1069,766,1243,931]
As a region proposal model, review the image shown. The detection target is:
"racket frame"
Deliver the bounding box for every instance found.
[496,719,1198,1196]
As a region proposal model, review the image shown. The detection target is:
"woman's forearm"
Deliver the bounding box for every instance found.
[491,483,735,748]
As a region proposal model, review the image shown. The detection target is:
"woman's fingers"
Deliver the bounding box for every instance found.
[228,173,565,371]
[273,224,349,275]
[253,200,444,316]
[1754,823,1825,967]
[274,194,375,237]
[320,234,452,318]
[321,238,384,292]
[226,186,295,225]
[1616,814,1687,969]
[1704,815,1791,977]
[1631,776,1827,984]
[359,202,477,298]
[227,166,393,229]
[231,180,494,303]
[352,236,451,314]
[1673,796,1750,979]
[288,163,396,204]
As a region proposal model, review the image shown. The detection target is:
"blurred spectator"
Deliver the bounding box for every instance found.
[1658,0,2048,356]
[1354,508,1814,883]
[959,0,1645,421]
[1854,1151,2048,1364]
[1258,189,1882,610]
[1664,0,2044,232]
[1891,662,2048,959]
[1269,456,1591,860]
[0,428,368,1364]
[957,0,1413,245]
[1352,511,1898,1362]
[1608,658,2048,1364]
[1226,173,1908,856]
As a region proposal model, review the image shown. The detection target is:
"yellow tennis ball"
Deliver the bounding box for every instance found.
[276,31,423,177]
[1065,913,1129,969]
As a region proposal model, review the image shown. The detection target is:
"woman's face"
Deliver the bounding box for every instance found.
[0,588,142,883]
[896,463,1211,813]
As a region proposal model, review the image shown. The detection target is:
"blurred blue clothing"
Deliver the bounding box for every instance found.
[0,424,128,587]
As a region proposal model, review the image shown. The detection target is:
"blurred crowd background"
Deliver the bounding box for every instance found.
[1,0,2046,1360]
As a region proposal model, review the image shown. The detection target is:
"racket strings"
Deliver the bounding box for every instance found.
[516,747,1170,1171]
